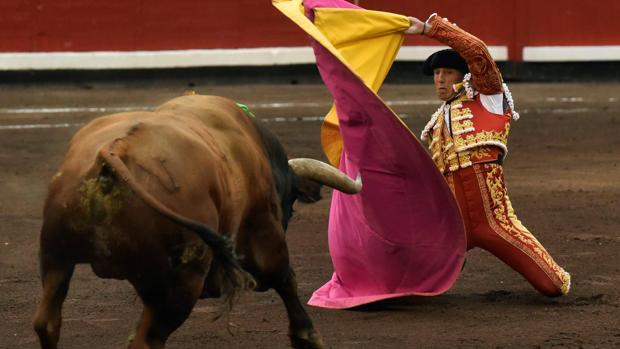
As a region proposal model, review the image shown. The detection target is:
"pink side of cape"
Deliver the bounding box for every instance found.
[304,0,467,309]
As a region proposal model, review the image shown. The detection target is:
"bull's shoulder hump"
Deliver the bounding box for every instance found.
[157,95,238,112]
[155,95,255,133]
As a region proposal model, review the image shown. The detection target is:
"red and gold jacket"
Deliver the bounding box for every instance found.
[425,92,511,174]
[420,14,519,174]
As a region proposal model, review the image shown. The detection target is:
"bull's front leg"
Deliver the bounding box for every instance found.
[274,267,325,349]
[240,213,324,349]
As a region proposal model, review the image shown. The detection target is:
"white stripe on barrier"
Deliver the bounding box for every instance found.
[523,45,620,62]
[5,45,620,69]
[0,48,315,70]
[0,46,508,71]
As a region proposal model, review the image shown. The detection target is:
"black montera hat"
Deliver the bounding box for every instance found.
[422,49,469,76]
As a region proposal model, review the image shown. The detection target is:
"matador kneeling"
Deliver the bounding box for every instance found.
[406,14,571,296]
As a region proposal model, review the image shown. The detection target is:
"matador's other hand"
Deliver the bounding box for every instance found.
[405,16,426,35]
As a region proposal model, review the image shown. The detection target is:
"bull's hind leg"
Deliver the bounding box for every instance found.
[128,269,204,349]
[32,252,75,349]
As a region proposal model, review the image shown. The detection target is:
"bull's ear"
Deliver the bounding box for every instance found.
[296,177,322,203]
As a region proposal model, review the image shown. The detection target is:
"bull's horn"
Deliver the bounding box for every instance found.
[288,158,362,194]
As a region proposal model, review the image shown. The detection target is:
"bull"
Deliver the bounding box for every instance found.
[32,95,361,349]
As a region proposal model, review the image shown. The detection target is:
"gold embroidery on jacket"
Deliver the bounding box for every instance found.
[469,147,492,160]
[427,93,509,173]
[453,123,510,152]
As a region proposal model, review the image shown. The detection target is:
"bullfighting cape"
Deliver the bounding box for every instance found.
[273,0,466,309]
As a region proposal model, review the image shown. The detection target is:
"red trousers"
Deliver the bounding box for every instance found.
[446,163,570,296]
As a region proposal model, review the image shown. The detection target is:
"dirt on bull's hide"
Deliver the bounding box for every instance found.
[0,83,619,348]
[79,177,128,225]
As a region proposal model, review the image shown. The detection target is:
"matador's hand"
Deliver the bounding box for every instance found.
[404,16,426,35]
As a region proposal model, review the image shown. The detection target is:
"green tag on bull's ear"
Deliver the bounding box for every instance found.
[236,102,256,118]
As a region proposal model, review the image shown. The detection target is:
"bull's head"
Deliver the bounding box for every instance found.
[248,117,361,231]
[280,158,362,230]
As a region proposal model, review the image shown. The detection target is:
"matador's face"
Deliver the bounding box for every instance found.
[433,68,464,101]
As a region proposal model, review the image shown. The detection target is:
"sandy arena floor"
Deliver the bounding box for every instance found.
[1,82,619,348]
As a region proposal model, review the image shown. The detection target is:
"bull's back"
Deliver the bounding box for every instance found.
[46,95,273,239]
[61,95,258,175]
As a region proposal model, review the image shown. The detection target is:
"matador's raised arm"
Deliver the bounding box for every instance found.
[426,14,503,95]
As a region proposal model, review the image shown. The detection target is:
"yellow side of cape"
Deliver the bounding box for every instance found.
[273,0,410,166]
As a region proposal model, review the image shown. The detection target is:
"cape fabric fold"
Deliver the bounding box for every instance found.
[273,0,466,309]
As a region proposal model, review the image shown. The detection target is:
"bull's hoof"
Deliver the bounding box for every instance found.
[289,330,325,349]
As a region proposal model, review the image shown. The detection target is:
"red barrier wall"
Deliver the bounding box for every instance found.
[1,0,619,61]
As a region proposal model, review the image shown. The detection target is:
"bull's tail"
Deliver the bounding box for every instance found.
[97,145,255,311]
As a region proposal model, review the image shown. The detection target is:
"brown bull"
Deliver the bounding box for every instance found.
[32,95,361,349]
